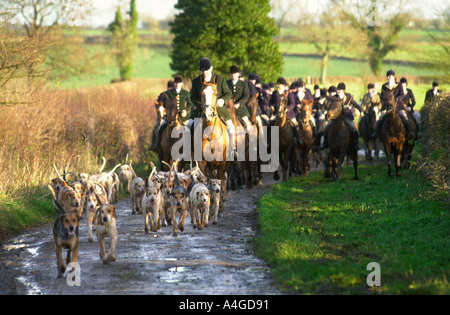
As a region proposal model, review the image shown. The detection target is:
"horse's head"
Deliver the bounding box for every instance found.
[275,91,289,126]
[299,99,313,124]
[201,82,218,122]
[368,105,380,129]
[327,98,344,120]
[247,94,259,124]
[383,92,396,113]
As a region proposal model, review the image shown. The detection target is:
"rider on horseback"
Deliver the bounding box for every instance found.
[270,77,303,146]
[319,82,362,151]
[150,79,192,152]
[188,57,236,156]
[371,70,416,139]
[226,65,251,131]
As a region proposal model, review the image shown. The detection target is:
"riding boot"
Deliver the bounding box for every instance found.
[319,123,331,150]
[150,121,166,152]
[226,119,238,160]
[149,125,160,152]
[372,116,386,139]
[406,119,416,139]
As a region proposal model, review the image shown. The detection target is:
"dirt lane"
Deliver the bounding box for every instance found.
[0,175,281,295]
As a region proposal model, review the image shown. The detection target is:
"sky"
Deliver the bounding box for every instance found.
[85,0,447,28]
[86,0,178,27]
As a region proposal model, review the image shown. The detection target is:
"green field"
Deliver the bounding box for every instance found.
[255,164,449,294]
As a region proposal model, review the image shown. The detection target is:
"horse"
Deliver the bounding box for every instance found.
[226,98,250,191]
[401,103,420,169]
[272,91,294,182]
[158,96,185,171]
[244,92,262,186]
[379,92,406,177]
[324,98,358,181]
[195,80,230,212]
[294,99,314,176]
[358,105,381,162]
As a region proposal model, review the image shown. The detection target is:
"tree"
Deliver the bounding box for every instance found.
[337,0,409,76]
[108,0,139,81]
[170,0,283,82]
[0,0,96,92]
[298,1,359,84]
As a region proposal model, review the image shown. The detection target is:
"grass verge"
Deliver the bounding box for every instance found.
[255,163,449,294]
[0,190,55,242]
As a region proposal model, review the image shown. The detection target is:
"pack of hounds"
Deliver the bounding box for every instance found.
[48,157,223,278]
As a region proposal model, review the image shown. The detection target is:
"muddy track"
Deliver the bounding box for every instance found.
[0,175,282,295]
[0,148,377,295]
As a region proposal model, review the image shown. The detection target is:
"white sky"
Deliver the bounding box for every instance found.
[86,0,178,27]
[85,0,447,28]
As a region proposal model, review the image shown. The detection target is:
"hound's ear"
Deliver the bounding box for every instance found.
[109,205,117,219]
[94,193,103,206]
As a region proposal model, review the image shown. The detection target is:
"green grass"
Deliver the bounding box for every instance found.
[55,46,172,89]
[255,164,449,294]
[0,191,56,241]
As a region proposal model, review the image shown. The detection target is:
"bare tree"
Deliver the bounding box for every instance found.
[296,0,359,84]
[336,0,411,76]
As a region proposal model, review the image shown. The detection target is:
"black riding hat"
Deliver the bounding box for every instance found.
[199,57,212,71]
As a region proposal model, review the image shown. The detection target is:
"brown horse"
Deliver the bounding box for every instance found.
[226,98,251,191]
[324,98,358,181]
[379,93,406,177]
[158,96,185,171]
[246,92,264,186]
[401,105,419,169]
[196,80,230,212]
[272,91,294,182]
[294,99,314,176]
[359,105,381,162]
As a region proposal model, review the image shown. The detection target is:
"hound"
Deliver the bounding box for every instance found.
[118,164,134,194]
[98,163,122,204]
[208,179,222,225]
[189,183,210,230]
[168,161,189,236]
[130,176,146,214]
[142,166,163,233]
[94,194,118,264]
[85,183,108,242]
[170,179,189,237]
[160,176,174,226]
[142,185,163,233]
[52,197,80,278]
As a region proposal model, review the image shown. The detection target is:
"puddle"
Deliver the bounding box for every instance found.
[16,276,43,295]
[161,266,189,283]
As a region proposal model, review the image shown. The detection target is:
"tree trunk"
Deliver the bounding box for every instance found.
[321,51,329,84]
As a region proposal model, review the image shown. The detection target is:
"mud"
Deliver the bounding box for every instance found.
[0,175,281,295]
[0,148,375,295]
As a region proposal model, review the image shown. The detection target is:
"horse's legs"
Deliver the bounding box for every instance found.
[335,153,346,181]
[384,144,394,177]
[394,148,402,177]
[281,152,289,182]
